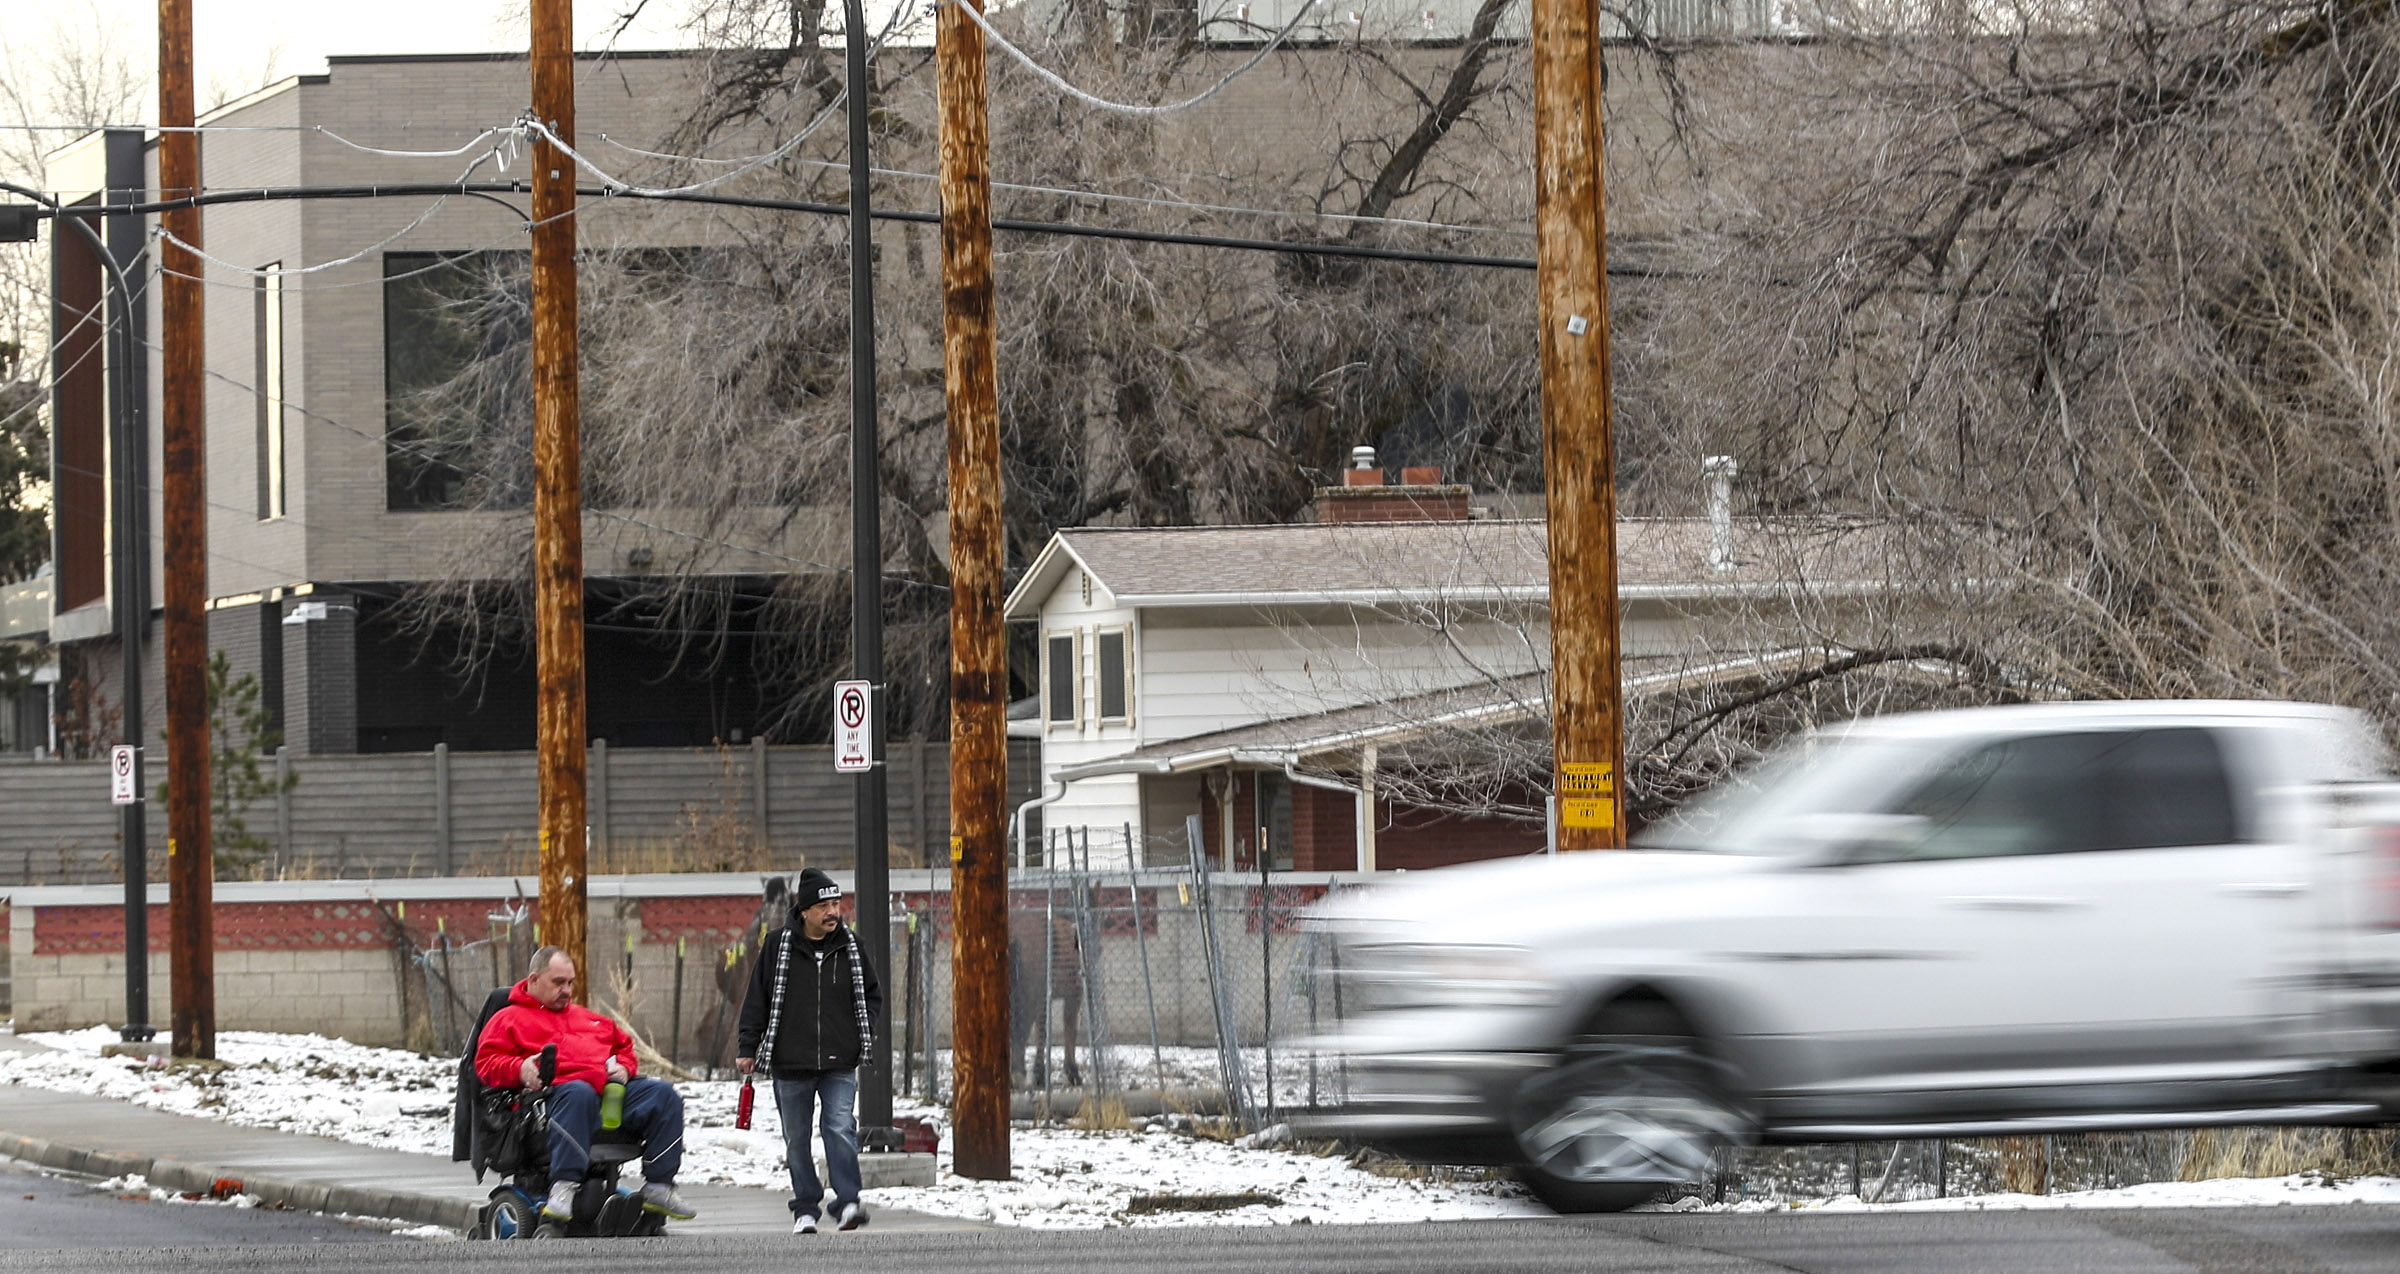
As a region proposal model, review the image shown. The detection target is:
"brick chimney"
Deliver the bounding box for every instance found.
[1317,446,1473,523]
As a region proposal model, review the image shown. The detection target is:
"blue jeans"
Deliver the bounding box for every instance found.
[545,1077,685,1190]
[771,1070,860,1218]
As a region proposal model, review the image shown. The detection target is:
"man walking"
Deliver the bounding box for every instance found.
[474,946,696,1229]
[737,867,883,1234]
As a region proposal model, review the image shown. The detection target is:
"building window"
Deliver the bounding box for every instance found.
[1095,626,1130,722]
[383,250,531,511]
[255,263,285,519]
[1044,630,1080,727]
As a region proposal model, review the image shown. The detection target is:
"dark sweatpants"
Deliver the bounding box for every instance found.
[544,1077,686,1188]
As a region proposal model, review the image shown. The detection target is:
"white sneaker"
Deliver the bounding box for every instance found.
[639,1181,697,1220]
[542,1180,577,1221]
[836,1201,868,1232]
[792,1214,819,1234]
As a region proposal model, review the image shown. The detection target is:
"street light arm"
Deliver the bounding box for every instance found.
[0,182,143,329]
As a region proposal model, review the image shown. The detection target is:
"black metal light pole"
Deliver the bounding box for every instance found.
[843,0,894,1136]
[9,152,153,1044]
[103,130,155,1045]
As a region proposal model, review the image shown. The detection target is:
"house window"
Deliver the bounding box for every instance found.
[255,263,285,519]
[383,250,531,511]
[1044,631,1080,727]
[1095,627,1130,722]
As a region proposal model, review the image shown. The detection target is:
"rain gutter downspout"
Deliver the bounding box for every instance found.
[1011,777,1069,871]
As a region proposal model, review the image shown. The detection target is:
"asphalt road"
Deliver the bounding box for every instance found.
[0,1155,406,1249]
[0,1206,2394,1272]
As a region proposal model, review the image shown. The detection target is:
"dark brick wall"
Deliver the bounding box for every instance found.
[1374,802,1546,869]
[1291,782,1356,871]
[283,592,357,755]
[1285,775,1544,870]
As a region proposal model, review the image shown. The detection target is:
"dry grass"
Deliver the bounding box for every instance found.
[1071,1093,1134,1131]
[1997,1136,2049,1194]
[2181,1129,2400,1181]
[602,956,698,1081]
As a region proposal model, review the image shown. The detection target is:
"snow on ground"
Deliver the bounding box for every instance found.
[92,1172,265,1208]
[84,1171,465,1237]
[2,1026,1539,1227]
[5,1026,2397,1225]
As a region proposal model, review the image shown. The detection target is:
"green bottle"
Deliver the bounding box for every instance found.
[600,1082,626,1130]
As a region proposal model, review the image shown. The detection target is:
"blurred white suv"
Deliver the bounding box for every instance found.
[1304,701,2400,1211]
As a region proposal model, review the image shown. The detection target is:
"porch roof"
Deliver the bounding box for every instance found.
[1051,649,1828,781]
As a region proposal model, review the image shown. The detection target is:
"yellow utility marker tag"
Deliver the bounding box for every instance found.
[1561,797,1615,830]
[1560,762,1614,796]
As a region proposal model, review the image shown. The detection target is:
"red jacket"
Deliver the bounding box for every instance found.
[473,978,637,1092]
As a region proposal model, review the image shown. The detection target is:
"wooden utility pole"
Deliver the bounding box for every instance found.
[159,0,214,1057]
[1532,0,1626,847]
[937,0,1009,1181]
[530,0,589,986]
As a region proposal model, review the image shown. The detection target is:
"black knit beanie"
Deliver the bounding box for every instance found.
[795,867,843,909]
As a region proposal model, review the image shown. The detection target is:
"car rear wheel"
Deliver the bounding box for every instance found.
[1509,1000,1746,1214]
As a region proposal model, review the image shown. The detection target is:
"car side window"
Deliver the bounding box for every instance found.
[2089,727,2241,850]
[1878,734,2101,861]
[1869,728,2240,863]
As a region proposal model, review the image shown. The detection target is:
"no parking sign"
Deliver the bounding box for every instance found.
[109,745,140,805]
[833,680,873,772]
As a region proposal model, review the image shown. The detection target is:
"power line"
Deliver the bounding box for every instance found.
[596,144,1533,238]
[58,180,1569,271]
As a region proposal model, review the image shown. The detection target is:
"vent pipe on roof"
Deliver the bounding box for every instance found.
[1704,455,1738,571]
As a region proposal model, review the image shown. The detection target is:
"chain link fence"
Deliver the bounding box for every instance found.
[397,852,2391,1205]
[412,900,538,1058]
[886,815,1357,1126]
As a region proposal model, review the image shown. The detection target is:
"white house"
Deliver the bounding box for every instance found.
[1003,462,1923,872]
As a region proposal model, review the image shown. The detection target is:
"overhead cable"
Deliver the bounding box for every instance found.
[946,0,1317,116]
[80,181,1569,271]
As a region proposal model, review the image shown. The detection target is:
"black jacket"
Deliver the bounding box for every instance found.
[452,986,516,1169]
[735,920,884,1075]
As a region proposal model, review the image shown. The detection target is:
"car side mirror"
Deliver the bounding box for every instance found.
[1784,813,1930,865]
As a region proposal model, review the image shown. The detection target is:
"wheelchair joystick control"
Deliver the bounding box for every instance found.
[538,1044,557,1090]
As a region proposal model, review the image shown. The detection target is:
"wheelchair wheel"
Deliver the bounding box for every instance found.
[630,1209,667,1237]
[597,1191,642,1237]
[487,1195,537,1241]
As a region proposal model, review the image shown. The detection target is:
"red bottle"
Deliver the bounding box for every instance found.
[735,1078,755,1130]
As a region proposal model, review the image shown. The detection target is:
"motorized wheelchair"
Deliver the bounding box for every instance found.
[452,988,667,1240]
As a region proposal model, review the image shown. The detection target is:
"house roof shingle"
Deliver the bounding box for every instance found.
[1005,516,1911,618]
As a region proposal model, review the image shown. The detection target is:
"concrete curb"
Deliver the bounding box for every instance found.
[0,1131,478,1232]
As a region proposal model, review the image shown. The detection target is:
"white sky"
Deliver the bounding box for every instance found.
[10,0,703,127]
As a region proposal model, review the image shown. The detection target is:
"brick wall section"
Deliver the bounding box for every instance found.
[297,592,357,755]
[1291,783,1357,871]
[1284,777,1546,869]
[1315,485,1475,524]
[1375,805,1547,870]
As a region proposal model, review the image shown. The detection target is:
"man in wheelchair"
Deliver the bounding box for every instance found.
[470,945,697,1234]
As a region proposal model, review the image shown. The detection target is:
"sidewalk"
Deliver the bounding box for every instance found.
[0,1029,982,1235]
